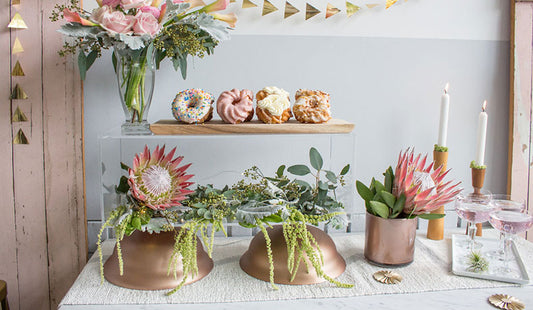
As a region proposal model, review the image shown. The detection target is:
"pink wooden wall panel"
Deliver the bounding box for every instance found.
[0,1,87,309]
[510,1,533,240]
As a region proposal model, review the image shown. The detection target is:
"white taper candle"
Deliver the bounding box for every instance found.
[475,101,488,166]
[437,83,450,147]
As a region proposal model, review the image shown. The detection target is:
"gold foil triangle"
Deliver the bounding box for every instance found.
[8,13,28,29]
[326,3,340,18]
[12,106,28,122]
[11,84,28,99]
[262,0,278,15]
[242,0,257,8]
[12,0,21,5]
[230,0,236,2]
[12,60,25,76]
[284,1,299,19]
[14,129,29,144]
[366,3,379,9]
[386,0,398,9]
[12,37,24,54]
[305,3,320,20]
[346,1,360,17]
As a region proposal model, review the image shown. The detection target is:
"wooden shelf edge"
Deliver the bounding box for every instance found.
[149,119,355,135]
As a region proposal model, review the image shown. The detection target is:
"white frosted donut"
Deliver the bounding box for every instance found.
[172,89,214,124]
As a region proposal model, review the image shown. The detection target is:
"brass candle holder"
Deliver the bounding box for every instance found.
[470,167,486,237]
[426,150,448,240]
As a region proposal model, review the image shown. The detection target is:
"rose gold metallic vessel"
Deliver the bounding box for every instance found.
[104,229,213,290]
[240,225,346,285]
[364,212,417,267]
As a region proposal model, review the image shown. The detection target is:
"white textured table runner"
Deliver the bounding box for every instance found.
[61,231,533,306]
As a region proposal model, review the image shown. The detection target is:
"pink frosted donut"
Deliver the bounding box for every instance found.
[216,89,254,124]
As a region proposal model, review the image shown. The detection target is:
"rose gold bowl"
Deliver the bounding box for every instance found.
[104,229,213,290]
[364,212,417,267]
[239,225,346,285]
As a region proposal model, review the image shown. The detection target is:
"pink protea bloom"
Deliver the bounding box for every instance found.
[128,145,194,210]
[393,149,461,215]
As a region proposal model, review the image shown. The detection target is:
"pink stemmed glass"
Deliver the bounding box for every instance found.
[488,210,533,275]
[455,192,494,250]
[486,195,525,259]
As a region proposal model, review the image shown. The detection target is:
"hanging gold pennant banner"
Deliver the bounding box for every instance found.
[230,0,236,2]
[12,0,21,5]
[386,0,398,9]
[11,84,28,99]
[12,106,28,122]
[12,60,25,76]
[12,37,24,54]
[326,3,340,19]
[346,1,360,17]
[305,3,320,20]
[242,0,257,8]
[14,129,29,145]
[262,0,278,16]
[284,1,299,19]
[8,12,28,29]
[366,3,379,9]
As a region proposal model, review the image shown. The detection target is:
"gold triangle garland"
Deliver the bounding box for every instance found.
[346,1,360,17]
[326,3,340,19]
[12,60,25,76]
[8,12,28,29]
[12,0,21,5]
[230,0,236,2]
[12,106,28,122]
[386,0,398,9]
[11,84,28,99]
[366,3,379,9]
[284,1,299,19]
[305,3,320,20]
[242,0,257,8]
[262,0,278,16]
[12,37,24,54]
[13,129,29,144]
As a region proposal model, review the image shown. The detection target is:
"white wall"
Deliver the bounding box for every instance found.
[84,0,510,249]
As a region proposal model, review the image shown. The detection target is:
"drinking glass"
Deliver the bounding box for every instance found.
[455,191,494,250]
[488,210,533,275]
[486,195,525,259]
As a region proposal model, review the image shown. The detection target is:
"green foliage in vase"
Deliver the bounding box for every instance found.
[470,160,487,170]
[434,144,449,152]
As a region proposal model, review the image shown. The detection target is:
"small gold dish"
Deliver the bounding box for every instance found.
[488,294,525,310]
[373,270,402,284]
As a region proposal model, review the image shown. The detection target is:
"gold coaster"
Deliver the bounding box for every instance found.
[488,294,525,310]
[373,270,402,284]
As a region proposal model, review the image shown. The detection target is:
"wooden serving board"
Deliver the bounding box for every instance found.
[150,119,354,135]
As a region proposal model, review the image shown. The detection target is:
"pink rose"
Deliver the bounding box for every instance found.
[101,10,136,34]
[90,5,111,24]
[121,0,152,10]
[102,0,121,7]
[139,6,161,19]
[133,12,161,36]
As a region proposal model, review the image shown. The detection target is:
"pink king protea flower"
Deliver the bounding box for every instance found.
[392,149,461,215]
[128,145,194,210]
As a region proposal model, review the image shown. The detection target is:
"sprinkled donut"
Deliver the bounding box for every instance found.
[172,89,214,124]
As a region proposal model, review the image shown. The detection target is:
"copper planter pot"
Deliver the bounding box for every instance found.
[104,229,213,290]
[364,212,417,267]
[240,225,346,285]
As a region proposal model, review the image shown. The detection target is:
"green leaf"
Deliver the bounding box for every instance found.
[380,191,396,208]
[340,164,350,176]
[131,217,142,230]
[384,166,394,193]
[116,176,130,194]
[276,165,286,178]
[325,170,337,183]
[112,52,118,74]
[204,210,212,219]
[277,179,289,187]
[356,181,373,202]
[392,193,406,215]
[262,214,283,223]
[287,165,311,176]
[369,201,390,218]
[78,51,87,80]
[294,179,312,189]
[417,213,446,220]
[197,208,206,216]
[373,180,385,195]
[86,50,98,72]
[120,162,130,171]
[318,181,328,191]
[145,43,154,69]
[309,147,323,170]
[179,55,187,79]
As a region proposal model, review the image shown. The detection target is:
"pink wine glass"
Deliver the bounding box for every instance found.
[455,191,494,250]
[486,195,525,260]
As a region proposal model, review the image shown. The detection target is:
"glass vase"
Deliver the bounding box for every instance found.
[114,48,155,135]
